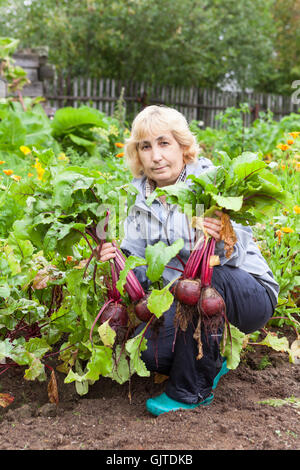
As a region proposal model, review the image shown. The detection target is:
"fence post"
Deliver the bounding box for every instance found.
[0,77,7,98]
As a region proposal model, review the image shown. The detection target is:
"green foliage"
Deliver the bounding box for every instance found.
[0,99,299,394]
[51,106,109,155]
[258,396,300,408]
[147,151,291,226]
[191,107,300,161]
[221,324,246,370]
[0,37,29,91]
[0,0,284,92]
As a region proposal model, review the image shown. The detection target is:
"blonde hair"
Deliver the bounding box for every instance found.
[125,105,199,177]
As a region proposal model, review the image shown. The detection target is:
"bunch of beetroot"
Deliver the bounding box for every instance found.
[173,229,230,359]
[87,211,154,348]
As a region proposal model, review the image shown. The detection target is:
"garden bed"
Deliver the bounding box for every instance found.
[1,340,299,451]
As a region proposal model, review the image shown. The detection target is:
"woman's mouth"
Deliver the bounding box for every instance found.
[153,166,166,171]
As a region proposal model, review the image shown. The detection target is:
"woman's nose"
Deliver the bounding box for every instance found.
[152,146,163,162]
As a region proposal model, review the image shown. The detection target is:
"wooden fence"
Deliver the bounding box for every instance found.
[44,75,299,127]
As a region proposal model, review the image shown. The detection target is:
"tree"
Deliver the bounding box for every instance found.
[266,0,300,94]
[0,0,294,93]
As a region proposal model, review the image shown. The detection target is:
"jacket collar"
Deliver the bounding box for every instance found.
[130,159,210,212]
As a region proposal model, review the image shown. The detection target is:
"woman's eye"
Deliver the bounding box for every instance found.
[141,144,150,150]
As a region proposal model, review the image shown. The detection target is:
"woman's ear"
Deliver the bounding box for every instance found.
[182,146,190,163]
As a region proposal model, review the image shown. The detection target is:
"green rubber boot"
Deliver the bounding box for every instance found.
[146,392,214,417]
[212,359,230,390]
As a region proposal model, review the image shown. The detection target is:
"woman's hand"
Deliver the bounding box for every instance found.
[97,242,116,262]
[203,210,223,241]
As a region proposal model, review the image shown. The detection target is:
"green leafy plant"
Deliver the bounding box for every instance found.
[0,37,29,93]
[0,102,299,399]
[147,151,291,226]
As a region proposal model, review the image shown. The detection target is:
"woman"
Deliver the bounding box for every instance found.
[100,105,279,416]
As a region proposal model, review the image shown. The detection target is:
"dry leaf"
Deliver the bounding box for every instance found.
[48,369,59,406]
[74,258,90,269]
[154,373,169,384]
[209,255,220,267]
[291,339,300,363]
[0,392,14,408]
[219,213,237,258]
[32,265,58,289]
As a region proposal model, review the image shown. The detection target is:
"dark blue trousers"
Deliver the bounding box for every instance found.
[135,265,274,404]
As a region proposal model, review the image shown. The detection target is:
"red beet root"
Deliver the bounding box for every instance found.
[134,294,153,322]
[197,286,226,343]
[198,286,225,317]
[99,302,128,331]
[174,279,201,306]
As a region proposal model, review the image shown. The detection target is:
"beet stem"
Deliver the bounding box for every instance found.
[137,314,155,355]
[185,237,206,279]
[175,254,186,269]
[207,238,216,286]
[110,261,120,300]
[112,243,145,301]
[165,265,184,273]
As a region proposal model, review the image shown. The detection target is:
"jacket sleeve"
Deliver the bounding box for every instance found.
[120,208,151,291]
[214,222,252,267]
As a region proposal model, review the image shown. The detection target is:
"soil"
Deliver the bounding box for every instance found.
[0,331,299,452]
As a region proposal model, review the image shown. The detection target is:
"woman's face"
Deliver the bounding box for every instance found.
[137,131,185,187]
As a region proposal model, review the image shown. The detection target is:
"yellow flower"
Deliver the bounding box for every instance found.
[116,152,124,158]
[293,205,300,214]
[276,144,290,151]
[33,158,45,181]
[297,162,300,171]
[11,175,21,182]
[28,172,34,177]
[58,152,69,161]
[115,142,124,148]
[264,153,272,162]
[281,163,286,170]
[288,132,300,139]
[287,139,294,145]
[0,160,6,165]
[3,169,13,176]
[281,227,294,233]
[20,146,31,155]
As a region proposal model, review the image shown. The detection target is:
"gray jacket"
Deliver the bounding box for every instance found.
[120,158,279,308]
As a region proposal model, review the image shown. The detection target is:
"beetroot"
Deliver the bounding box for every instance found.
[174,279,201,306]
[134,294,153,322]
[172,236,207,306]
[198,286,225,318]
[173,235,230,359]
[99,302,129,331]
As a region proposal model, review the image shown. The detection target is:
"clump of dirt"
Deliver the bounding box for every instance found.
[0,339,299,450]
